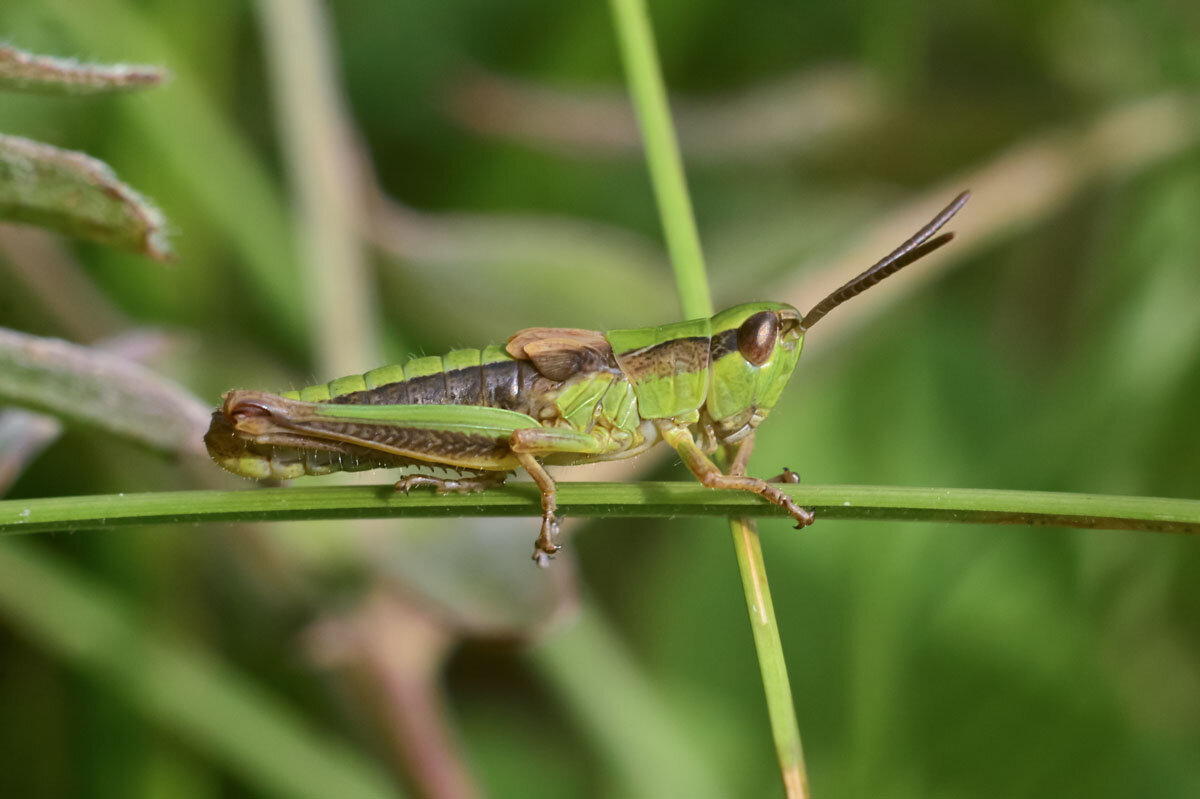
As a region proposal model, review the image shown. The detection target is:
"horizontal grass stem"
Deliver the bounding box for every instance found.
[1,484,1196,536]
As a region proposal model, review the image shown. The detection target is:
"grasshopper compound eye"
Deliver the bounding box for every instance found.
[738,311,779,366]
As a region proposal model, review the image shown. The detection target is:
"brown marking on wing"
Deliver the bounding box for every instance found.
[506,327,615,380]
[709,328,740,362]
[616,336,710,382]
[506,327,610,357]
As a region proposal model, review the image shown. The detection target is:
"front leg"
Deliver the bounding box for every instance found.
[725,438,800,484]
[660,421,814,528]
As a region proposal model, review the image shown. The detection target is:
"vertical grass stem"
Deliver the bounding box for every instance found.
[607,0,809,793]
[607,0,711,318]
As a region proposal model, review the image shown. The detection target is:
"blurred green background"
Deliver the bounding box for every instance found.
[1,0,1199,797]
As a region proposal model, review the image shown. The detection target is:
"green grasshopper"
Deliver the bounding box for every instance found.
[206,192,968,565]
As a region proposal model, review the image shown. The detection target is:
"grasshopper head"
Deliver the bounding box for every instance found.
[705,302,805,441]
[702,192,971,443]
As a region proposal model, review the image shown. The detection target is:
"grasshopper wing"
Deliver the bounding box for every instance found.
[506,327,614,380]
[223,391,542,471]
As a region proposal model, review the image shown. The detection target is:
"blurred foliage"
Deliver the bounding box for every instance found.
[0,43,164,95]
[0,134,172,260]
[0,43,169,260]
[0,0,1198,797]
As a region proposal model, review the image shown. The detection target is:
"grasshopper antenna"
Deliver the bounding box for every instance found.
[800,190,970,331]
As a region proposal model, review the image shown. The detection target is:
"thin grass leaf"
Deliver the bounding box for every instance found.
[2,483,1196,535]
[608,0,710,317]
[0,134,171,260]
[0,43,165,95]
[0,327,208,457]
[607,0,806,793]
[729,516,810,796]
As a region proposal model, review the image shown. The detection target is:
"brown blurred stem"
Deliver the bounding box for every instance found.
[447,64,882,162]
[254,0,382,374]
[0,225,129,341]
[254,6,496,796]
[0,410,61,494]
[307,592,482,799]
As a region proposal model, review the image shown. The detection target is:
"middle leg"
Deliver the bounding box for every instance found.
[515,451,561,567]
[725,437,801,484]
[726,436,755,476]
[509,426,610,566]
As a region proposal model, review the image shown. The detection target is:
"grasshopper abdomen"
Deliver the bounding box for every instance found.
[287,345,553,416]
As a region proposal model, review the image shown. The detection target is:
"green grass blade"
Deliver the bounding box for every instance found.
[608,0,710,318]
[730,517,810,796]
[607,0,805,791]
[0,542,401,799]
[724,512,808,797]
[2,484,1196,535]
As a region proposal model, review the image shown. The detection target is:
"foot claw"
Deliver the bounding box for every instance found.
[531,541,560,567]
[531,514,562,566]
[394,475,426,495]
[772,467,801,485]
[792,508,815,529]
